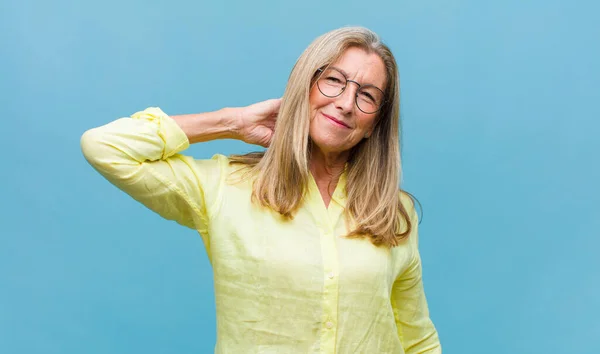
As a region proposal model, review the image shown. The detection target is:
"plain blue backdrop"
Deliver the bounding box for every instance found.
[1,0,598,353]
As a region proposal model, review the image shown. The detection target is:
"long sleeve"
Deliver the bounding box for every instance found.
[80,107,227,253]
[391,200,442,354]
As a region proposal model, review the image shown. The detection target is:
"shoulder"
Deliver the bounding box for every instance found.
[198,153,257,188]
[189,153,231,173]
[398,190,420,246]
[399,190,418,223]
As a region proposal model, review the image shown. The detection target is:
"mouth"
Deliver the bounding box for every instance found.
[322,113,351,129]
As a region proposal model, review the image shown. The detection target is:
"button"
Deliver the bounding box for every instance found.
[326,321,334,329]
[327,272,335,279]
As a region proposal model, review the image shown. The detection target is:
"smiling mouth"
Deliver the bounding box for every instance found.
[322,113,351,128]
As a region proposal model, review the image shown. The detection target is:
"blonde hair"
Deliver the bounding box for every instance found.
[230,26,416,247]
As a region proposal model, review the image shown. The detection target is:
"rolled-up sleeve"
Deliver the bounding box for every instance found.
[80,107,227,254]
[391,200,442,354]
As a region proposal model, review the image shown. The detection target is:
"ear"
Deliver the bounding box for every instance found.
[364,125,375,139]
[364,112,383,139]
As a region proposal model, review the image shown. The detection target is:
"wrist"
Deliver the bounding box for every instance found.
[220,107,243,140]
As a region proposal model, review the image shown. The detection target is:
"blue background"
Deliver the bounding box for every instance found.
[1,0,598,353]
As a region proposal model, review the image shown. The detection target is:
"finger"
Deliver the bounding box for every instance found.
[259,136,271,148]
[268,98,282,112]
[264,119,276,129]
[264,130,275,147]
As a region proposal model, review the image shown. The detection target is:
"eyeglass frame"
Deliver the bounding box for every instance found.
[315,67,387,114]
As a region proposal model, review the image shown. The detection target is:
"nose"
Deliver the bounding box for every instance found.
[334,83,357,114]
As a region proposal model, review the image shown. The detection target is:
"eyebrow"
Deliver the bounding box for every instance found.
[330,66,384,91]
[330,66,350,78]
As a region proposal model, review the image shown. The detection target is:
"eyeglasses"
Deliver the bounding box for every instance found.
[315,67,386,114]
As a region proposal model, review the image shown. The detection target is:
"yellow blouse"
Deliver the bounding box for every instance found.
[80,107,441,354]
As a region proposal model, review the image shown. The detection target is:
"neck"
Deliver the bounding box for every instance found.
[310,147,348,180]
[309,147,348,206]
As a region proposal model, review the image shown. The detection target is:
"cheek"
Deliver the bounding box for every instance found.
[309,85,328,112]
[357,114,378,132]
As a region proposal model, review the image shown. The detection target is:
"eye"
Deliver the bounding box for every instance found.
[326,76,343,84]
[359,91,376,103]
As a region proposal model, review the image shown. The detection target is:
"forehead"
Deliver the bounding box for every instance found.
[331,47,387,89]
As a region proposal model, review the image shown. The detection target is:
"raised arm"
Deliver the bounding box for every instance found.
[80,99,280,238]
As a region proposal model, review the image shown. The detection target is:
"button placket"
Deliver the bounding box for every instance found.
[319,224,339,353]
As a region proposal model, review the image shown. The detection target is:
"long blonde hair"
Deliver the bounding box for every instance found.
[231,26,416,247]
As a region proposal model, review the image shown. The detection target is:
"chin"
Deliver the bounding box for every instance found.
[310,137,349,155]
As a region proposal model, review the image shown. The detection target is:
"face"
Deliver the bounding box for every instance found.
[309,47,387,156]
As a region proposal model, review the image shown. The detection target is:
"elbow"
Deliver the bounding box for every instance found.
[80,126,141,179]
[80,127,121,171]
[80,128,103,167]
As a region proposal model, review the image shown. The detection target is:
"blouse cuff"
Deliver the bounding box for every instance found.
[131,107,190,159]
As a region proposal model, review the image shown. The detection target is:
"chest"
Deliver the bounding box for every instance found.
[209,192,414,296]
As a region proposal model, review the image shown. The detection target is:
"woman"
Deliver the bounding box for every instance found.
[81,27,441,353]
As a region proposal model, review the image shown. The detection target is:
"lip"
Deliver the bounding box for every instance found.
[322,113,351,129]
